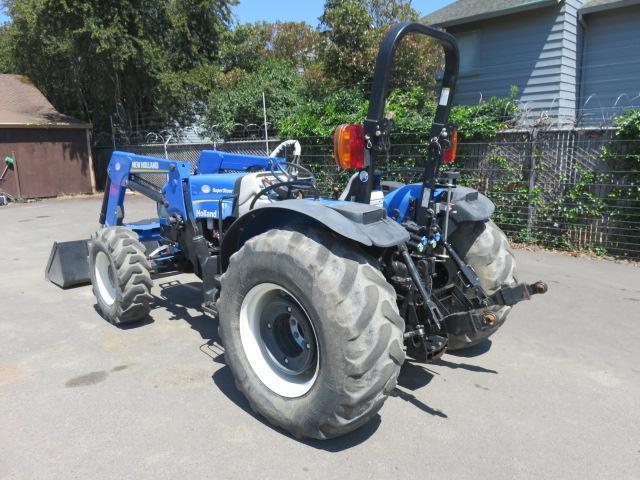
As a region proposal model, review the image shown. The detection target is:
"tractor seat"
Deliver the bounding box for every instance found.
[339,174,405,200]
[381,181,405,193]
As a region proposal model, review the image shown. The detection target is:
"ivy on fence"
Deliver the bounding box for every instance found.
[284,101,639,259]
[597,110,640,255]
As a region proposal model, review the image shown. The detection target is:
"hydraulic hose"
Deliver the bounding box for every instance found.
[269,139,302,163]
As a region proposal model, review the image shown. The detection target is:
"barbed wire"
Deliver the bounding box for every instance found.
[92,122,277,147]
[92,89,640,148]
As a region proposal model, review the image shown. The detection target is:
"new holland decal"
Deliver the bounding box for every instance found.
[130,160,169,173]
[193,198,234,218]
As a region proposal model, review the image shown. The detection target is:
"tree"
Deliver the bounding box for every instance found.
[279,87,369,138]
[219,21,272,71]
[366,0,416,28]
[4,0,236,132]
[206,59,304,138]
[219,21,320,72]
[167,0,237,69]
[0,23,14,73]
[318,0,441,93]
[318,0,377,88]
[0,0,475,142]
[270,21,321,69]
[214,19,323,128]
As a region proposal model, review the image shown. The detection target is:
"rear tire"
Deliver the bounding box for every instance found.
[218,227,405,439]
[89,227,153,325]
[447,220,517,350]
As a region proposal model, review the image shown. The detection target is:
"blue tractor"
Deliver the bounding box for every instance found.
[47,23,546,439]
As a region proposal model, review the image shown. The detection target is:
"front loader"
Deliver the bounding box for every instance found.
[46,22,547,439]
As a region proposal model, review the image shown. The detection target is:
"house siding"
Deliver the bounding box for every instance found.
[447,1,584,126]
[557,0,582,123]
[579,5,640,125]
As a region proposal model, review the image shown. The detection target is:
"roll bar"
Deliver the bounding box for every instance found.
[354,22,460,204]
[365,22,459,138]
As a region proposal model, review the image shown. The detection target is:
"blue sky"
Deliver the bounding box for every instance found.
[233,0,454,24]
[0,1,454,25]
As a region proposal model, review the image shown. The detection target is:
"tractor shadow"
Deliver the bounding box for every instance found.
[150,280,497,448]
[152,279,222,351]
[446,339,494,358]
[153,279,378,450]
[433,357,498,374]
[392,351,498,419]
[92,304,155,329]
[212,365,381,452]
[393,362,448,418]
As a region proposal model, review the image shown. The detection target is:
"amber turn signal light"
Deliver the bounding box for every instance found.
[333,124,365,170]
[442,128,458,164]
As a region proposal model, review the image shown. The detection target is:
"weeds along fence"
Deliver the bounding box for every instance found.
[93,128,640,260]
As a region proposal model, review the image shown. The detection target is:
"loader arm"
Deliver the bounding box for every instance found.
[99,152,191,227]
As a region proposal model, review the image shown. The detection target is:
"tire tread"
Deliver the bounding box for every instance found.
[90,227,153,325]
[220,227,405,439]
[447,220,517,350]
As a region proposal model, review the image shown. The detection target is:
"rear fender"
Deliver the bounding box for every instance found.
[383,184,494,229]
[447,186,495,234]
[220,199,410,271]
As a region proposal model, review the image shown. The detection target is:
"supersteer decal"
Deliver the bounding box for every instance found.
[189,172,244,219]
[130,160,169,173]
[198,186,234,195]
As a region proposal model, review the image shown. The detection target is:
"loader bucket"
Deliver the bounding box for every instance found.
[45,240,91,289]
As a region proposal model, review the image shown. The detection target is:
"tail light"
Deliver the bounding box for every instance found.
[442,128,458,164]
[333,124,365,169]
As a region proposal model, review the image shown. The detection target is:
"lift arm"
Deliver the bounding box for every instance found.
[99,152,192,227]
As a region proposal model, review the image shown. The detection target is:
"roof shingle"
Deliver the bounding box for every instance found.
[0,74,88,128]
[581,0,640,14]
[425,0,559,27]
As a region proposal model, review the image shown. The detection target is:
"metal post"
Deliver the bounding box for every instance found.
[262,92,269,155]
[85,129,97,194]
[526,129,539,239]
[163,135,173,159]
[109,115,117,150]
[12,150,22,199]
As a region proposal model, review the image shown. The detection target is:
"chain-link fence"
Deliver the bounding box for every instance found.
[450,129,639,260]
[93,127,640,260]
[93,139,277,188]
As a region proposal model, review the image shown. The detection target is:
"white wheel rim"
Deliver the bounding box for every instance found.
[94,251,116,306]
[239,283,319,398]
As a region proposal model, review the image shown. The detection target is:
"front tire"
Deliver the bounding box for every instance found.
[89,227,153,325]
[447,220,517,350]
[218,227,405,439]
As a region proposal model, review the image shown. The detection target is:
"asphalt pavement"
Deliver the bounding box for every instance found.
[1,195,639,480]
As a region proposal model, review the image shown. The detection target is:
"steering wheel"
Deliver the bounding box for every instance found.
[249,160,319,210]
[269,159,315,184]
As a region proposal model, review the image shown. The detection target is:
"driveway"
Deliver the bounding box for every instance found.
[1,195,638,479]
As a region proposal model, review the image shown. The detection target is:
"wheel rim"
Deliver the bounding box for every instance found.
[239,283,319,398]
[94,251,117,306]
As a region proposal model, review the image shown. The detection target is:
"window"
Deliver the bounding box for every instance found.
[456,30,480,74]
